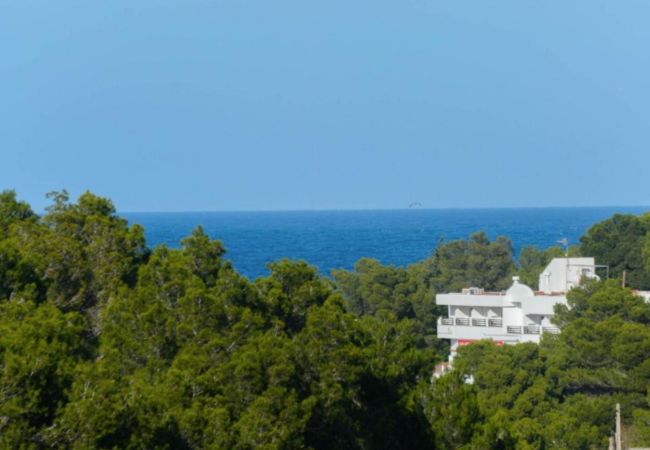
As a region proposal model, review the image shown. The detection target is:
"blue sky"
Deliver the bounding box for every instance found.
[2,1,649,211]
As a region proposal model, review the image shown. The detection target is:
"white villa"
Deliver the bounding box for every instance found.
[436,257,599,362]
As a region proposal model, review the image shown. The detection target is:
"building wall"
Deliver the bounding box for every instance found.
[522,295,568,315]
[503,305,522,326]
[539,257,596,293]
[448,305,506,320]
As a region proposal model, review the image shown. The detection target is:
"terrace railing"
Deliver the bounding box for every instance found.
[542,326,560,335]
[488,318,503,328]
[438,318,555,336]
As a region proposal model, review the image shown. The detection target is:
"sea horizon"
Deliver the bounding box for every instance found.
[121,206,649,279]
[114,204,650,215]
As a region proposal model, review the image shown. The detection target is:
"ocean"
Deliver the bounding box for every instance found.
[122,207,648,280]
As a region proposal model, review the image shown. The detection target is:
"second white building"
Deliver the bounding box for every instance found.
[436,257,599,361]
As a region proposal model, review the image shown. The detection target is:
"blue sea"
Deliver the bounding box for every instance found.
[123,207,648,279]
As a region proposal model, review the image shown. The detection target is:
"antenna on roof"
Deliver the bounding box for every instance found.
[557,238,569,257]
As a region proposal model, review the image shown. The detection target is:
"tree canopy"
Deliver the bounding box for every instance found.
[580,212,650,289]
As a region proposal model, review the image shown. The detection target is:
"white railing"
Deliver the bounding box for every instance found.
[438,317,562,336]
[488,318,503,328]
[439,317,504,328]
[542,326,560,334]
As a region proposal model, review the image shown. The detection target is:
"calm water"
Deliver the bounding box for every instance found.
[123,207,648,279]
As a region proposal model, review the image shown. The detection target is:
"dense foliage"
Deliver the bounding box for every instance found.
[1,190,649,448]
[0,191,438,449]
[580,212,650,290]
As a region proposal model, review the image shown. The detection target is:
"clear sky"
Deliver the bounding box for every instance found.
[2,1,649,212]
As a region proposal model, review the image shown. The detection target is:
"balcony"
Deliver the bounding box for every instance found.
[438,316,562,338]
[488,318,503,328]
[524,325,540,335]
[439,317,503,328]
[507,325,551,335]
[542,326,560,334]
[439,317,504,328]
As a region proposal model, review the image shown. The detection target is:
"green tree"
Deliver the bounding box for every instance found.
[517,245,567,288]
[580,213,650,289]
[333,258,419,320]
[421,370,482,448]
[0,191,148,321]
[0,190,36,237]
[257,259,335,335]
[431,232,515,293]
[0,300,89,448]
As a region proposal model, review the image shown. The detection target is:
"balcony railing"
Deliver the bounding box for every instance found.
[438,317,562,336]
[488,318,503,328]
[542,326,560,335]
[439,317,504,328]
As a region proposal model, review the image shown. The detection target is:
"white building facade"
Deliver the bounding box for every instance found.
[436,258,598,361]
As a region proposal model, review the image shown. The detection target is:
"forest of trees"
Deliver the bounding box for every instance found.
[1,189,650,448]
